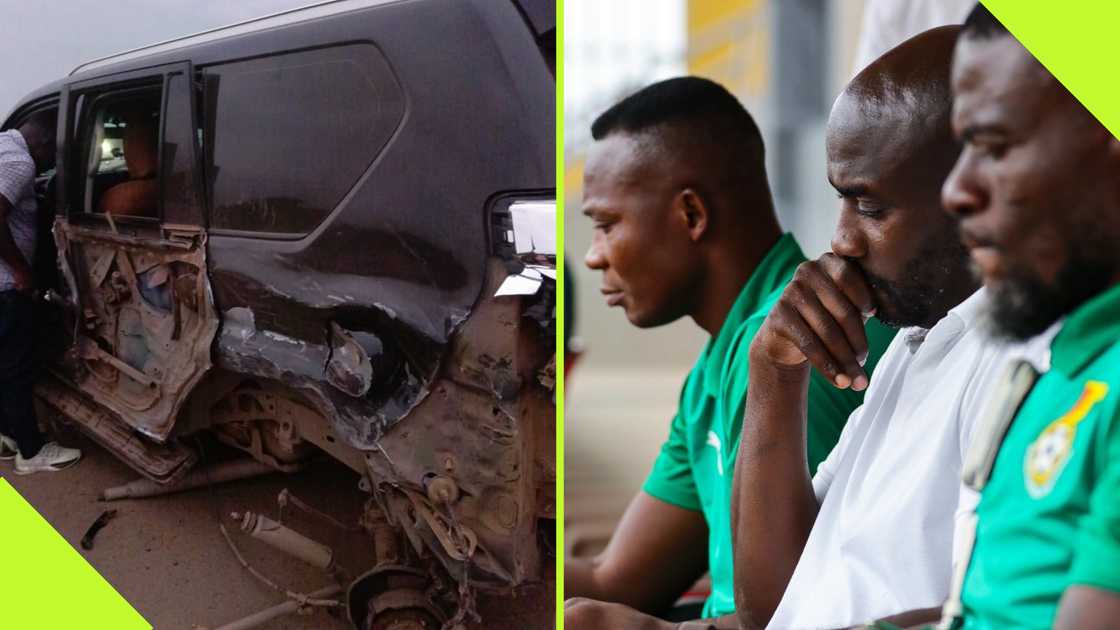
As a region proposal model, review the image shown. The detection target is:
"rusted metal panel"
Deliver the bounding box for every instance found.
[364,259,555,591]
[35,375,197,483]
[52,221,220,442]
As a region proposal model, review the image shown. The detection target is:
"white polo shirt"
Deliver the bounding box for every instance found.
[766,288,1014,629]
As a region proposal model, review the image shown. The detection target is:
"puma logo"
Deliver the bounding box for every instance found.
[707,431,724,476]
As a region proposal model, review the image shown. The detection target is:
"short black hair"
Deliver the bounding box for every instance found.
[20,109,57,136]
[962,3,1010,40]
[590,76,770,214]
[591,76,763,161]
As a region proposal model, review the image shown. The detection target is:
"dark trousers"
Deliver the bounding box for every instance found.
[0,290,45,459]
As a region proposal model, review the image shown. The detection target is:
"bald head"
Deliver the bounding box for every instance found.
[829,26,961,197]
[825,25,975,329]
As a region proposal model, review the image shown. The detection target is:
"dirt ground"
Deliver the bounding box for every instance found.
[1,425,553,630]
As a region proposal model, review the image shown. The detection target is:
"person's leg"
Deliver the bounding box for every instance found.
[0,291,46,459]
[0,367,9,437]
[0,294,13,441]
[0,385,17,460]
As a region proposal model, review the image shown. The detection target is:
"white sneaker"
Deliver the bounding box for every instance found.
[13,442,82,474]
[0,435,16,461]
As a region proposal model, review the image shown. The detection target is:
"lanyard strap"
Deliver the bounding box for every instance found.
[938,359,1039,627]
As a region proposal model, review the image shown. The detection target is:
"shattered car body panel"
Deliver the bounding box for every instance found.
[366,259,556,588]
[197,0,551,450]
[213,298,432,450]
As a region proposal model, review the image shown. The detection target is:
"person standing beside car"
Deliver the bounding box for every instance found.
[0,109,81,474]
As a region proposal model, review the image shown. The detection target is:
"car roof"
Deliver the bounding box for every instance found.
[5,0,399,123]
[69,0,402,79]
[6,0,544,125]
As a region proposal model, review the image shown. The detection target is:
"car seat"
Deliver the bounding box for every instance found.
[98,111,158,217]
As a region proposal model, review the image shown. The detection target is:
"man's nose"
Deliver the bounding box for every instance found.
[942,150,986,219]
[831,212,868,260]
[584,233,606,271]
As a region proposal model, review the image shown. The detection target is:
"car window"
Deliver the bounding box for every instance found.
[78,86,162,219]
[203,44,401,236]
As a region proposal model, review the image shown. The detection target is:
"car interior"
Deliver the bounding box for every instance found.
[84,90,161,219]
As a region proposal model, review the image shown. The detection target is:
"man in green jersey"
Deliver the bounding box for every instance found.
[940,5,1120,628]
[565,77,896,629]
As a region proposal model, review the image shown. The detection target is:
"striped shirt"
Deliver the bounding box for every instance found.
[0,130,37,291]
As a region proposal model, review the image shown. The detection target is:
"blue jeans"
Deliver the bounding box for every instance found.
[0,290,45,458]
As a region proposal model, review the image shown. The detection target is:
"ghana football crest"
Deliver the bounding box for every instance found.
[1024,380,1109,498]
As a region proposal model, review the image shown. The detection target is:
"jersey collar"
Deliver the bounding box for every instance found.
[1051,281,1120,376]
[702,233,804,396]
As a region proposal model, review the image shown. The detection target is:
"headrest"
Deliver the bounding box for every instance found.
[122,113,158,179]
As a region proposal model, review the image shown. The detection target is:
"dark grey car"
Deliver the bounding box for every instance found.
[2,1,555,627]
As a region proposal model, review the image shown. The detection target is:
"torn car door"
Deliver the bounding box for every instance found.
[53,63,217,442]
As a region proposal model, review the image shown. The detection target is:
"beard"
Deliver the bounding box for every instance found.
[981,246,1116,341]
[861,232,972,329]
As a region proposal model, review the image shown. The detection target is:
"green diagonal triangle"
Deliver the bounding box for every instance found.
[982,0,1120,140]
[0,479,150,629]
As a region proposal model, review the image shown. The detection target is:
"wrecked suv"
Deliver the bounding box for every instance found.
[2,0,555,627]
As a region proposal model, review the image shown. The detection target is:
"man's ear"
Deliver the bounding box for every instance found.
[674,188,710,242]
